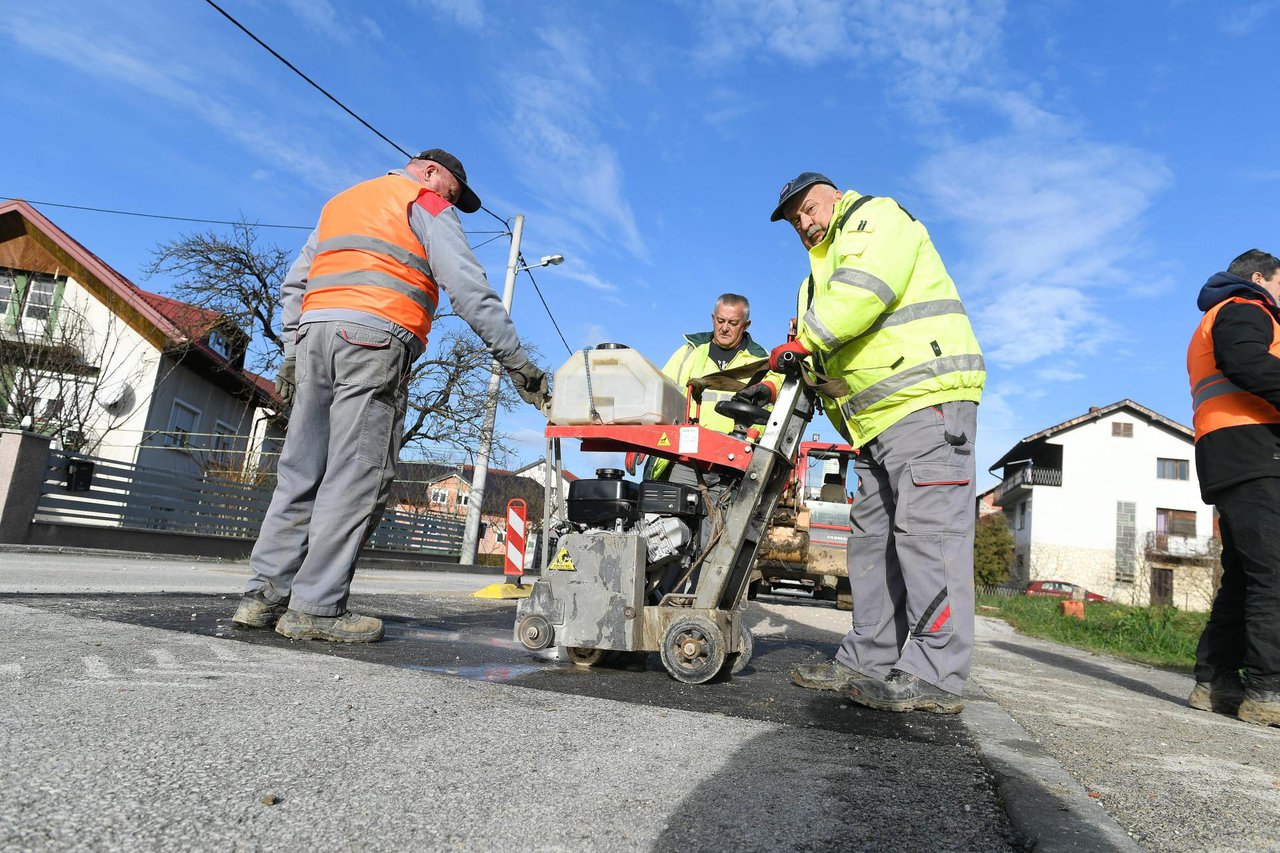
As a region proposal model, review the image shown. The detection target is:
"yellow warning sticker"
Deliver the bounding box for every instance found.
[548,547,576,571]
[657,432,671,447]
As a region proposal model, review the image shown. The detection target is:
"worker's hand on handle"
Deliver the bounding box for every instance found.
[731,381,778,407]
[508,361,549,410]
[274,356,297,408]
[768,340,810,372]
[624,451,647,476]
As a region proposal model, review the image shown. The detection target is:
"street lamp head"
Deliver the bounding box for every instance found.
[541,254,565,267]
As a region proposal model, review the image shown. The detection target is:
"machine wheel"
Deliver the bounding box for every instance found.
[729,622,754,675]
[564,646,612,667]
[660,615,727,684]
[517,614,554,651]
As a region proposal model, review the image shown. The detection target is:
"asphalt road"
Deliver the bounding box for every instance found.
[7,548,1273,851]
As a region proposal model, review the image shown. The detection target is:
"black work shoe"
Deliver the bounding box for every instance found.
[231,590,288,629]
[1188,671,1244,715]
[1238,686,1280,728]
[274,609,384,643]
[790,659,876,692]
[846,669,964,714]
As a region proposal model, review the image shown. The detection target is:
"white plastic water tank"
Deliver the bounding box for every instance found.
[549,344,686,425]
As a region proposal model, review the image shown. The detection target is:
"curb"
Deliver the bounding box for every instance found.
[962,686,1142,852]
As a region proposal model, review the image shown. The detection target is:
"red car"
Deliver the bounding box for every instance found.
[1025,580,1106,603]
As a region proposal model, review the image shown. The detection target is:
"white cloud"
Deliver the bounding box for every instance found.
[410,0,486,30]
[1,5,359,193]
[1218,1,1278,36]
[583,323,610,348]
[493,27,648,260]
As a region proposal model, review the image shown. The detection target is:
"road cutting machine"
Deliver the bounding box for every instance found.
[513,343,820,684]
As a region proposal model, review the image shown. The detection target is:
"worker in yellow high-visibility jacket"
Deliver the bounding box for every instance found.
[765,171,985,715]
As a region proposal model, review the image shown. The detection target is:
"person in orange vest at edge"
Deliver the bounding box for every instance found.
[1186,248,1280,727]
[231,149,548,643]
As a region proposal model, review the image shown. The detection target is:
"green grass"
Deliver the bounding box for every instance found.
[976,594,1208,671]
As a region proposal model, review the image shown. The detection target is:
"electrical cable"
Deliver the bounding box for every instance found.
[200,0,511,229]
[519,256,573,355]
[3,196,506,237]
[3,196,311,231]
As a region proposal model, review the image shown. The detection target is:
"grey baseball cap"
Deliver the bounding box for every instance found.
[413,148,481,213]
[770,171,835,222]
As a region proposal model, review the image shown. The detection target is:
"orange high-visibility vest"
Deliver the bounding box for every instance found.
[1187,295,1280,440]
[303,174,444,345]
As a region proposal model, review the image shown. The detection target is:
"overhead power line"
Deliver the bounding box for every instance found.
[200,0,511,229]
[2,197,509,245]
[4,196,311,231]
[520,255,573,355]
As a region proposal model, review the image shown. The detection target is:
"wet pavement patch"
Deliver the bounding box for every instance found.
[2,592,973,747]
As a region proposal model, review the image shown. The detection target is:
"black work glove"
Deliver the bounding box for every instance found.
[731,381,776,408]
[508,361,549,410]
[275,356,297,408]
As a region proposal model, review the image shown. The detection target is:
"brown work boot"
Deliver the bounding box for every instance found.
[231,590,288,629]
[1237,687,1280,728]
[274,609,384,643]
[1188,671,1244,715]
[846,669,964,715]
[790,659,876,692]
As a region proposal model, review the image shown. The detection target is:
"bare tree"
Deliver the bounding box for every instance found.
[145,219,289,375]
[146,221,528,458]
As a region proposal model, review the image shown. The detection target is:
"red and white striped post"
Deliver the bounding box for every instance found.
[504,499,527,585]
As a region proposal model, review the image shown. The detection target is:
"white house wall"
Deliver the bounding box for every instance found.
[58,276,161,466]
[1018,411,1211,607]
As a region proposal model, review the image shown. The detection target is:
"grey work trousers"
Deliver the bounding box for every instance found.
[835,401,978,695]
[245,320,410,616]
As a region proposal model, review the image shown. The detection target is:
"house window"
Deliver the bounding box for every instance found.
[166,400,201,447]
[458,491,469,507]
[494,526,506,544]
[1156,458,1189,480]
[1016,499,1028,530]
[0,270,15,318]
[1115,501,1136,581]
[208,329,231,359]
[22,277,56,323]
[1156,508,1197,538]
[1112,422,1133,438]
[431,488,448,505]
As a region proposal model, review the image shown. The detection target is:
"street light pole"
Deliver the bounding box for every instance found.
[459,214,525,565]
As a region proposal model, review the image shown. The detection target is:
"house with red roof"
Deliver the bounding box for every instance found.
[0,198,284,477]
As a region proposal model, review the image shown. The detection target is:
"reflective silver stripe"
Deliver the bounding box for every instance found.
[802,307,840,348]
[853,299,967,340]
[841,353,985,414]
[316,235,434,279]
[830,267,896,307]
[1192,376,1247,409]
[307,271,438,313]
[675,344,697,385]
[1191,372,1225,396]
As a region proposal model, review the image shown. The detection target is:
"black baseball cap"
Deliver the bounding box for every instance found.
[413,148,482,213]
[770,171,835,222]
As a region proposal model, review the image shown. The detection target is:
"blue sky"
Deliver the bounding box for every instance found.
[4,0,1278,486]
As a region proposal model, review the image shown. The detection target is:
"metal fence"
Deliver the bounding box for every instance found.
[33,449,464,556]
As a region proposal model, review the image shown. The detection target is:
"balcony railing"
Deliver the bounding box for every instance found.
[1144,531,1220,561]
[994,466,1062,505]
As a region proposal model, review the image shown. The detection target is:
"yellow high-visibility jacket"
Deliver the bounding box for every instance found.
[796,191,984,445]
[652,332,769,479]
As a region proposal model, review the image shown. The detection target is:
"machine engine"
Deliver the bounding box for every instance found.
[562,468,711,599]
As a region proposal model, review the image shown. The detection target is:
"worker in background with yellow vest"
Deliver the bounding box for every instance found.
[763,171,984,714]
[1186,248,1280,728]
[232,149,547,643]
[642,293,771,482]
